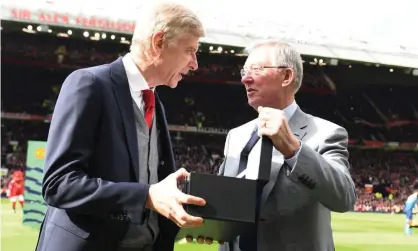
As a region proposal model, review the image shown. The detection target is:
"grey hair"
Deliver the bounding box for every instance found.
[130,2,205,59]
[245,40,304,93]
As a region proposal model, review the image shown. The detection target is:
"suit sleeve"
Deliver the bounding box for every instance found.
[287,126,356,212]
[42,70,149,222]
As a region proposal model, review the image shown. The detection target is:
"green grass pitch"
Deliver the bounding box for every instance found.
[1,199,417,251]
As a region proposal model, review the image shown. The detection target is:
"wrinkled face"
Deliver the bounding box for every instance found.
[155,34,200,88]
[241,48,288,109]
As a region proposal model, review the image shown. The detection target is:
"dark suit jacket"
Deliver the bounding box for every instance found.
[35,58,179,251]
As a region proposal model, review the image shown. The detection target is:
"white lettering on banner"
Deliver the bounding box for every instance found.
[2,3,418,69]
[4,7,135,33]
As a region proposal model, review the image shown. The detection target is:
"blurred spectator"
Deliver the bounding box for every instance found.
[54,45,67,64]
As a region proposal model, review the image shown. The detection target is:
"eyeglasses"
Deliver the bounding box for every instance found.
[240,65,289,77]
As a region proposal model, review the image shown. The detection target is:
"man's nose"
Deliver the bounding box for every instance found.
[241,75,254,85]
[189,54,198,71]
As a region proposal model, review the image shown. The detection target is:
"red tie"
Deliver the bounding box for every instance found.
[142,90,155,128]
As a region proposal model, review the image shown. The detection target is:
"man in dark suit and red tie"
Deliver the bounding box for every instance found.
[35,3,206,251]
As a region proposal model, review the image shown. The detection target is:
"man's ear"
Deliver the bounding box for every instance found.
[151,31,164,55]
[281,68,295,88]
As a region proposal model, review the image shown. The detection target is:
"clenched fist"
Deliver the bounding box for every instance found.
[257,106,300,158]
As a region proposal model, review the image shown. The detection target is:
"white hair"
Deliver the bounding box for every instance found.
[130,2,205,58]
[245,40,304,93]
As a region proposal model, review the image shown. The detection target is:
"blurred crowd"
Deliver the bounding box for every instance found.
[1,31,418,213]
[350,149,418,212]
[2,32,331,91]
[2,119,418,213]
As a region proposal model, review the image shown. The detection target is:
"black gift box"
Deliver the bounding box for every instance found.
[176,134,273,243]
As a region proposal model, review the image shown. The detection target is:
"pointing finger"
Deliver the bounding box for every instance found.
[178,193,206,206]
[172,202,204,227]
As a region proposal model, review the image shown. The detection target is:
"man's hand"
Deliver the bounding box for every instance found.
[257,106,300,158]
[146,168,206,227]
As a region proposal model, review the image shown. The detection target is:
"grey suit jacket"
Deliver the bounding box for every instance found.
[218,107,356,251]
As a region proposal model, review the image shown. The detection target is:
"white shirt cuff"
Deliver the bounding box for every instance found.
[284,143,302,171]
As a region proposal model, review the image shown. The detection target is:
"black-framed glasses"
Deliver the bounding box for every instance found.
[240,65,289,77]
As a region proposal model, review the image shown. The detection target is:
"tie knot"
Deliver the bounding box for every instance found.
[142,89,155,108]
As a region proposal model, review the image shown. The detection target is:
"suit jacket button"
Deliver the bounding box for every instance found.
[298,175,307,182]
[160,161,165,166]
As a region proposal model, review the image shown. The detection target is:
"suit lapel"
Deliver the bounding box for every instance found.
[110,57,140,181]
[262,107,309,203]
[154,92,176,178]
[223,121,258,178]
[288,107,309,141]
[109,58,175,182]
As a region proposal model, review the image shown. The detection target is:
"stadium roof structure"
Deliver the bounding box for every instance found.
[2,0,418,69]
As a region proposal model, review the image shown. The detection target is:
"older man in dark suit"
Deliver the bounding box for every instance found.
[35,3,206,251]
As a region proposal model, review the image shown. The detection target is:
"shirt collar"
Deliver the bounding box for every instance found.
[283,100,298,121]
[122,52,153,92]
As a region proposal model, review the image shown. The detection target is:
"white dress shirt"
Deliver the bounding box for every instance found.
[122,53,154,113]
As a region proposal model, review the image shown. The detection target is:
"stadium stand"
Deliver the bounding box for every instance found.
[1,29,418,213]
